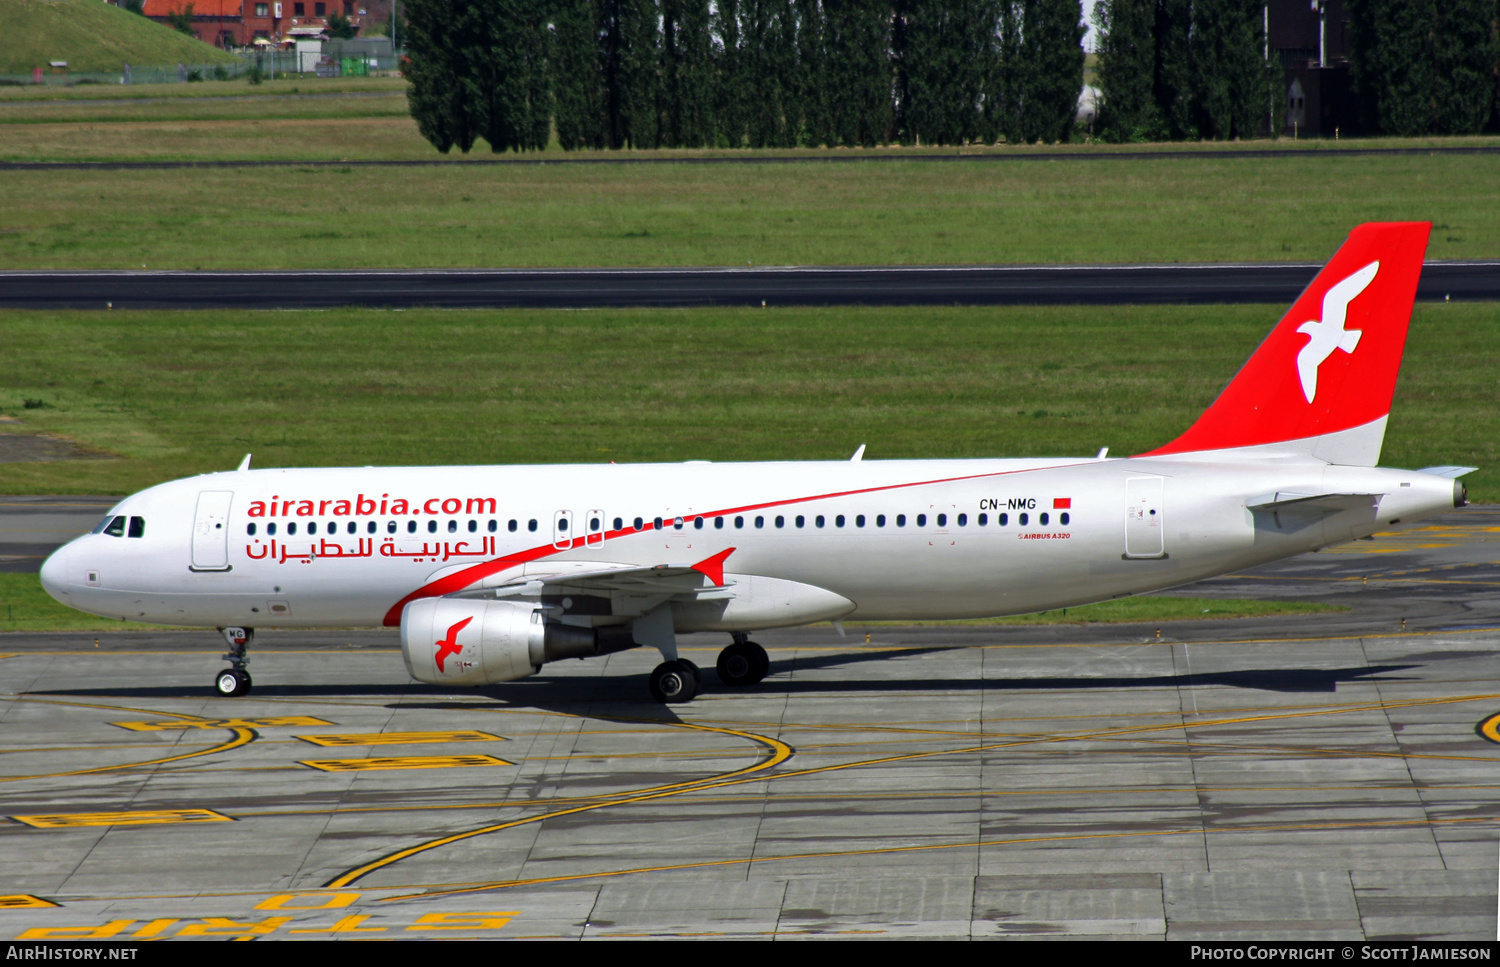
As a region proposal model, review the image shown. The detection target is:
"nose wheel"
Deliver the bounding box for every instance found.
[215,667,252,697]
[214,626,254,697]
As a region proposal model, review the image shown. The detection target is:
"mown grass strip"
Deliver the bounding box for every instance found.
[0,303,1490,498]
[1,149,1497,268]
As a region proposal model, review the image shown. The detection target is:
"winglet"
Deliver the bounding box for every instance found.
[237,453,252,471]
[850,444,866,462]
[690,547,735,586]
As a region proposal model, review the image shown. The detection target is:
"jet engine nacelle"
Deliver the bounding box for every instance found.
[401,597,635,686]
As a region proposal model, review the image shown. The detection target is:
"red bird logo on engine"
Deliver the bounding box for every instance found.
[434,616,473,672]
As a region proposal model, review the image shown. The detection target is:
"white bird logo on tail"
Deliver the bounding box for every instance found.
[1296,260,1379,404]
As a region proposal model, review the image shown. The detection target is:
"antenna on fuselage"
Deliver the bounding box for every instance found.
[237,454,252,471]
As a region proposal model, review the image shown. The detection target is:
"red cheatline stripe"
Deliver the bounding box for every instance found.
[380,461,1087,626]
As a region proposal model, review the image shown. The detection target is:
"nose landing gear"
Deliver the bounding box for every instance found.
[214,626,253,697]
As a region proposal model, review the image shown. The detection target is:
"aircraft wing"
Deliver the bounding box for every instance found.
[446,549,737,617]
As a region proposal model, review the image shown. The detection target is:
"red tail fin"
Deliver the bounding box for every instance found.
[1141,222,1430,466]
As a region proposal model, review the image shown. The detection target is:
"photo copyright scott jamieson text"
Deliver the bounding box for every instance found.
[1191,948,1492,961]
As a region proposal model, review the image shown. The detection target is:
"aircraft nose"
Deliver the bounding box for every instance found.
[39,542,73,604]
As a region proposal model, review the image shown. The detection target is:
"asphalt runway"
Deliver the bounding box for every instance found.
[0,509,1496,939]
[0,497,117,574]
[2,261,1498,310]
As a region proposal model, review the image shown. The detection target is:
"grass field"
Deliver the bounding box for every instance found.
[0,570,1340,633]
[0,302,1491,498]
[0,0,236,75]
[2,150,1497,269]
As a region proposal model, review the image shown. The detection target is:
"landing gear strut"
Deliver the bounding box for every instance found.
[716,634,769,687]
[214,626,253,697]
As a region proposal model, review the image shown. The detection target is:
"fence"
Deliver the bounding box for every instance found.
[0,50,404,88]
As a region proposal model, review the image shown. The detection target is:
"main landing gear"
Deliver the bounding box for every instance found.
[645,637,769,703]
[649,658,700,703]
[214,626,253,697]
[716,635,769,687]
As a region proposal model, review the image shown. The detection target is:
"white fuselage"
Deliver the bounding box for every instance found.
[40,455,1459,631]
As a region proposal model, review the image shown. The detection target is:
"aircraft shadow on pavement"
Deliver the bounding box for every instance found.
[769,656,1420,694]
[26,658,1418,713]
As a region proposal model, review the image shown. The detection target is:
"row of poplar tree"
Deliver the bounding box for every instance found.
[402,0,1086,152]
[1093,0,1500,140]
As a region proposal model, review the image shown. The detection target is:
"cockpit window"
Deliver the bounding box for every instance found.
[102,516,126,537]
[128,516,145,538]
[91,516,113,534]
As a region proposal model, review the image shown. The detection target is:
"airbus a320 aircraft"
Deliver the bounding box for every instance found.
[40,222,1471,703]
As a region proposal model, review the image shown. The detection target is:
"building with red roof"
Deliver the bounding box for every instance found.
[141,0,365,49]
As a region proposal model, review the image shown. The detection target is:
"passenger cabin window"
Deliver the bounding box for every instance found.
[1040,512,1049,526]
[448,520,458,533]
[999,513,1008,526]
[978,513,988,526]
[509,519,518,532]
[1019,513,1029,526]
[897,514,906,527]
[247,523,257,536]
[1061,512,1070,525]
[615,517,624,531]
[268,522,278,536]
[528,519,538,532]
[407,521,417,534]
[957,513,967,526]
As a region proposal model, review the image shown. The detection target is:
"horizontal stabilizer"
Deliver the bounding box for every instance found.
[1418,466,1478,479]
[1247,492,1382,512]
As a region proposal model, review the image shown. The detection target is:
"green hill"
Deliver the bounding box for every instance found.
[0,0,237,75]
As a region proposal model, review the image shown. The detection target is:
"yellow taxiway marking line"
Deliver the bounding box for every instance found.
[333,691,1495,892]
[0,697,255,783]
[0,895,58,909]
[326,721,794,889]
[295,730,504,747]
[11,808,233,829]
[113,716,332,732]
[1477,712,1500,744]
[299,755,514,772]
[406,814,1500,898]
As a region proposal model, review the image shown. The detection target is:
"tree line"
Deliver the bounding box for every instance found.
[1092,0,1499,140]
[402,0,1086,152]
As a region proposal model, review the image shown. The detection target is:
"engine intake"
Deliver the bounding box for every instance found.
[401,598,635,686]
